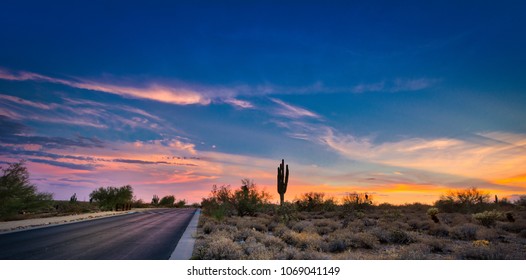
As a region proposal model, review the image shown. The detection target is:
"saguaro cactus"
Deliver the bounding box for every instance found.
[277,159,289,206]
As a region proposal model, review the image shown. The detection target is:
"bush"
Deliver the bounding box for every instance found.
[342,192,373,210]
[201,185,235,220]
[193,236,244,260]
[159,195,175,207]
[473,210,503,227]
[201,180,271,219]
[233,179,271,216]
[294,192,336,212]
[451,224,479,240]
[89,185,133,211]
[435,187,491,213]
[515,195,526,207]
[427,207,440,223]
[0,161,53,220]
[282,231,324,251]
[372,227,415,244]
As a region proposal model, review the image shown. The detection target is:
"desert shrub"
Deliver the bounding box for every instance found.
[435,187,491,213]
[201,180,271,219]
[372,227,415,244]
[476,227,499,241]
[424,238,451,254]
[275,247,302,260]
[89,185,133,211]
[291,220,316,233]
[515,195,526,207]
[451,224,480,240]
[398,243,431,260]
[0,161,53,220]
[314,219,341,230]
[193,236,244,259]
[295,192,334,212]
[342,192,373,210]
[389,229,416,244]
[427,207,440,223]
[202,219,217,234]
[408,219,431,231]
[499,220,526,233]
[271,223,290,238]
[325,238,348,253]
[282,231,324,251]
[362,218,377,227]
[274,202,298,223]
[233,179,271,216]
[456,244,507,260]
[348,232,379,249]
[260,234,287,251]
[201,185,235,220]
[428,224,450,237]
[473,210,503,227]
[381,209,402,222]
[440,212,469,226]
[242,237,274,259]
[235,216,269,232]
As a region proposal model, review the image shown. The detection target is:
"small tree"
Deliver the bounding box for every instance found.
[342,192,373,210]
[175,199,187,208]
[151,194,160,205]
[89,185,133,211]
[69,193,78,203]
[435,187,491,213]
[201,185,235,220]
[0,161,53,219]
[159,195,175,207]
[233,178,271,216]
[295,192,326,211]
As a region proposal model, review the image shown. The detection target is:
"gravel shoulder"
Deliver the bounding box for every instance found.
[0,208,153,233]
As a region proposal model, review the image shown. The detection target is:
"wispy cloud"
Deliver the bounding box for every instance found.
[0,94,58,110]
[0,68,210,105]
[270,98,320,119]
[222,98,255,109]
[351,78,439,93]
[322,129,526,187]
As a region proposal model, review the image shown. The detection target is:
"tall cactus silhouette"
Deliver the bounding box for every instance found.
[277,159,289,206]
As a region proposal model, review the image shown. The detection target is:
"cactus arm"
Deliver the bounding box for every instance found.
[285,164,289,189]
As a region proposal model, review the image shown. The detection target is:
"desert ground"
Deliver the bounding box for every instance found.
[192,203,526,260]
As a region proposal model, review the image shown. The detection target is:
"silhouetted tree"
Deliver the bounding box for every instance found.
[69,193,78,203]
[151,194,160,205]
[89,185,133,211]
[159,195,175,207]
[0,161,53,219]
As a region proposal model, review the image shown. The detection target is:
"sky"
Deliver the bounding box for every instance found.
[1,1,525,204]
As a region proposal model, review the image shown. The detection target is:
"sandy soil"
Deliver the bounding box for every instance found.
[0,208,152,233]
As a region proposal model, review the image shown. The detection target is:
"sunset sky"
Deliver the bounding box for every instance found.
[1,1,525,204]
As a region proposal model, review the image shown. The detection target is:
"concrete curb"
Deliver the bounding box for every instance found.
[169,208,201,260]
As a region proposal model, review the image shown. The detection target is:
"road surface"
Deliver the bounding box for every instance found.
[0,208,197,260]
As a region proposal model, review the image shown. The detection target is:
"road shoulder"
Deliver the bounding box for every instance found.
[169,208,201,260]
[0,208,152,234]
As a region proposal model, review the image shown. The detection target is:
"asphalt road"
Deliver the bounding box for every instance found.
[0,208,197,260]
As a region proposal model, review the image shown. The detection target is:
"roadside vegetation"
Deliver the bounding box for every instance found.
[193,182,526,260]
[0,161,191,221]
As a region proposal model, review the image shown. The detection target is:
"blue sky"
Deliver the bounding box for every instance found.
[1,1,525,203]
